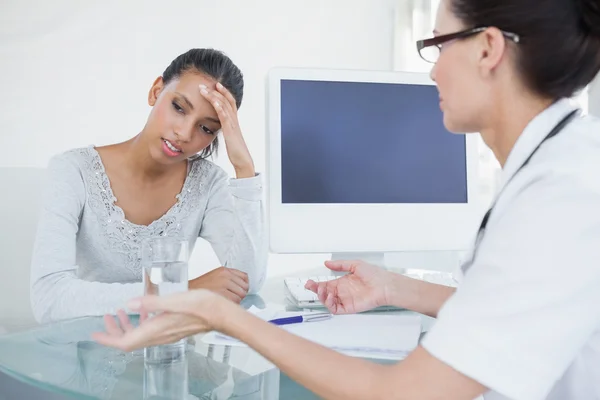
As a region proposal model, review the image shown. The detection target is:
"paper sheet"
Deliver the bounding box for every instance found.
[202,307,422,360]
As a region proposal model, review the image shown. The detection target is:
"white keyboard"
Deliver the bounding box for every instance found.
[284,271,457,310]
[284,276,337,306]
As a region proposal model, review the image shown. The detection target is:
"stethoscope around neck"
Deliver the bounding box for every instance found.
[460,108,581,274]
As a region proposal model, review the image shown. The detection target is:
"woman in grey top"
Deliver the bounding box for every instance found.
[30,48,266,323]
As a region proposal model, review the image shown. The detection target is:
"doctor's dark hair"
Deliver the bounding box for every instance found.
[161,48,244,159]
[451,0,600,100]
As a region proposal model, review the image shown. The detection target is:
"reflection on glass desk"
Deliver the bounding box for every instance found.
[0,315,283,399]
[0,274,432,399]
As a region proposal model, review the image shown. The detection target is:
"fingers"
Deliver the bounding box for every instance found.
[139,309,149,324]
[222,289,243,304]
[227,268,249,288]
[94,316,159,352]
[226,280,248,300]
[219,267,249,293]
[209,267,248,286]
[129,290,216,317]
[216,82,238,111]
[305,280,335,305]
[305,279,318,293]
[191,268,249,294]
[100,311,134,341]
[199,85,234,119]
[117,309,134,332]
[229,268,249,283]
[311,282,346,314]
[230,274,249,291]
[317,283,329,304]
[94,313,204,352]
[325,292,336,312]
[324,260,357,273]
[103,314,123,337]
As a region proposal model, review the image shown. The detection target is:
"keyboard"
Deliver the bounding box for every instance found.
[284,271,457,310]
[284,276,337,307]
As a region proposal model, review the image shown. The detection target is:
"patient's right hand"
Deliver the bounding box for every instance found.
[189,267,249,303]
[305,260,394,314]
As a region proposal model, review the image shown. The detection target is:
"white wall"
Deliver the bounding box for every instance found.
[5,0,443,281]
[6,1,592,285]
[0,0,398,169]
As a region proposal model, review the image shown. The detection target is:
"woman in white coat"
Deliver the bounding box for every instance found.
[94,0,600,398]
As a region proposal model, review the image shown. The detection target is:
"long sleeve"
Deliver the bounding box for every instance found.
[30,155,144,323]
[198,168,267,294]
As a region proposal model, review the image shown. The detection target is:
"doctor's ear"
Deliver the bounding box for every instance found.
[148,76,165,107]
[478,27,508,77]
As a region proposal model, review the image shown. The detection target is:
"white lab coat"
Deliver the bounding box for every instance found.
[422,99,600,400]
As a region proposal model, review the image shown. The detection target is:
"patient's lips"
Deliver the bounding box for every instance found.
[161,138,183,157]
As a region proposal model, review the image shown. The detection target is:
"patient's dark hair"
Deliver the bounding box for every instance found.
[451,0,600,99]
[162,48,244,159]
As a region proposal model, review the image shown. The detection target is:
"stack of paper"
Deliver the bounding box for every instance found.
[202,307,422,360]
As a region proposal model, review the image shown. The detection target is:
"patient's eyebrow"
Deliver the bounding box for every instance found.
[175,92,194,110]
[174,92,222,125]
[202,116,221,125]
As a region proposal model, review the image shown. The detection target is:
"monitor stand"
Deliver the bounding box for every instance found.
[329,252,386,276]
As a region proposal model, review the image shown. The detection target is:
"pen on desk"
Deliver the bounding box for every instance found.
[268,312,332,326]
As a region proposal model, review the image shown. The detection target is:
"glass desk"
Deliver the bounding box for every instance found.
[0,273,433,399]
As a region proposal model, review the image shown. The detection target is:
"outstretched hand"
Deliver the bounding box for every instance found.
[92,290,229,352]
[305,260,392,314]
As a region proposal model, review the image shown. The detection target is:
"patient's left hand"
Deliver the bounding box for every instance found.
[92,290,226,352]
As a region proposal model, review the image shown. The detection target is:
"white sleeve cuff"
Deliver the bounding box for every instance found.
[228,172,263,201]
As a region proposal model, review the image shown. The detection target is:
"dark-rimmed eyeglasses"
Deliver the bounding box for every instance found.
[416,27,520,64]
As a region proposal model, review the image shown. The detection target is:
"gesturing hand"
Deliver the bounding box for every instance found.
[305,260,393,314]
[92,290,227,352]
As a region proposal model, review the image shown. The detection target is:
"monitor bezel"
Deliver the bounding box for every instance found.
[267,67,484,254]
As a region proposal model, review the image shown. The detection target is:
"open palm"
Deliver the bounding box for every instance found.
[92,290,225,352]
[305,260,391,314]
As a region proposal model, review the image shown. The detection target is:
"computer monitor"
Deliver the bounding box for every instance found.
[266,68,484,264]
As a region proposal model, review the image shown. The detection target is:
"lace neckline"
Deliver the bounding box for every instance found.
[88,145,197,229]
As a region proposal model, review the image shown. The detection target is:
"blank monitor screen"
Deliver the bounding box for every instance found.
[280,79,467,204]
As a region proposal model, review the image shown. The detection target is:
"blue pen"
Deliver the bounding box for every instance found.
[269,312,332,326]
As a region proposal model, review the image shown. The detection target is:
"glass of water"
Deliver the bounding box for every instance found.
[141,237,190,399]
[141,237,189,297]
